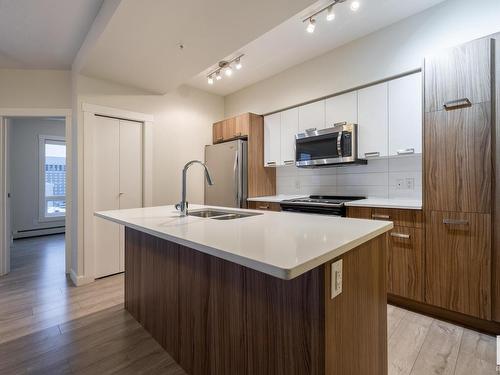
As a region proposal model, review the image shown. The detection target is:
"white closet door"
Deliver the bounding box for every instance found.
[94,116,120,278]
[118,120,143,271]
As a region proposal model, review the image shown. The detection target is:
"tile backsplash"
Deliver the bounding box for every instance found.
[276,155,422,200]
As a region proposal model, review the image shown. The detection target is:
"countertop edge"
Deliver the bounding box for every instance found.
[345,201,422,210]
[95,212,393,280]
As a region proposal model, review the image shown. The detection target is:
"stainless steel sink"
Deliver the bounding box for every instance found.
[188,209,233,218]
[188,209,262,220]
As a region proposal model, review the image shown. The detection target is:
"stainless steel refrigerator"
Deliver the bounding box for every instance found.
[204,139,248,208]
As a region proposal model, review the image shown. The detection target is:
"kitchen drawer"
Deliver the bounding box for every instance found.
[388,226,424,302]
[370,208,422,228]
[247,201,281,212]
[346,207,372,219]
[348,207,422,228]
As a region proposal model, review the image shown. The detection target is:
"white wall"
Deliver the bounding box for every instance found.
[224,0,500,116]
[0,69,71,109]
[71,74,224,280]
[9,118,66,236]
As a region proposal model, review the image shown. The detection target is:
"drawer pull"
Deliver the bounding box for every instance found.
[390,232,410,239]
[397,148,415,155]
[266,161,276,166]
[305,128,317,133]
[364,152,380,158]
[283,160,295,165]
[258,205,270,210]
[372,214,390,220]
[443,98,472,111]
[443,218,469,225]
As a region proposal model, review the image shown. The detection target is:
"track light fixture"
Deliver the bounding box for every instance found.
[303,0,359,33]
[326,6,335,21]
[206,54,245,84]
[306,18,316,33]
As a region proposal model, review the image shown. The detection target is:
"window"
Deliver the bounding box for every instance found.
[39,136,66,220]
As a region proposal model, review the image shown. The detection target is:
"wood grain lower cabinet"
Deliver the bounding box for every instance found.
[247,201,281,212]
[425,211,491,320]
[388,226,423,301]
[347,207,423,302]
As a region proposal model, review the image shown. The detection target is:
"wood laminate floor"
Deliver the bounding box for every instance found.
[0,235,497,374]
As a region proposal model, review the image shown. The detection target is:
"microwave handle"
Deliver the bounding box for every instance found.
[337,131,343,156]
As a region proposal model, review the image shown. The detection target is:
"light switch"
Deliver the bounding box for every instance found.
[331,259,343,299]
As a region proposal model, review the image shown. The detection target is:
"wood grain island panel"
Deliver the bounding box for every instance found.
[125,227,388,375]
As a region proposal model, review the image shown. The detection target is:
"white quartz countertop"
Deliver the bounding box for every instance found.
[96,205,392,280]
[247,195,306,203]
[345,198,422,210]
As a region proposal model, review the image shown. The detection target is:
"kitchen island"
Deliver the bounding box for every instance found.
[96,205,393,375]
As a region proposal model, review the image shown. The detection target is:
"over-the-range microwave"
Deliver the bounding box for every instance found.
[295,122,367,168]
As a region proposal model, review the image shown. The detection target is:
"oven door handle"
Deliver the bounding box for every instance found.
[336,131,343,157]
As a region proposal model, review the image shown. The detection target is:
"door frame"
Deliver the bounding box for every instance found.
[0,108,72,276]
[81,103,153,284]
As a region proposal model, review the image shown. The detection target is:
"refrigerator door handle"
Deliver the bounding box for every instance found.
[233,151,239,206]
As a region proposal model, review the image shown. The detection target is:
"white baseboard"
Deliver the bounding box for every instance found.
[14,227,65,239]
[69,269,94,286]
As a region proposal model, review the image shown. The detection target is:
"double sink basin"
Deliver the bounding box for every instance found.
[188,209,262,220]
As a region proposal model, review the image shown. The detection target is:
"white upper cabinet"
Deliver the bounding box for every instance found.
[298,100,325,132]
[357,82,388,159]
[388,72,422,156]
[280,107,299,165]
[325,91,357,128]
[264,113,281,167]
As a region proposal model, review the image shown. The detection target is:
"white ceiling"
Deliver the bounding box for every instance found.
[80,0,317,94]
[0,0,104,69]
[188,0,446,96]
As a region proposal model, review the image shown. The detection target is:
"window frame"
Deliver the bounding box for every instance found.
[38,135,66,222]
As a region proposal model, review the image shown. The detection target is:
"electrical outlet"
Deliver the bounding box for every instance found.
[396,179,405,190]
[331,259,343,299]
[405,178,415,190]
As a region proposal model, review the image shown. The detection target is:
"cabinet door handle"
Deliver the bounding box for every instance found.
[372,214,390,220]
[390,232,410,239]
[305,128,317,133]
[283,160,295,165]
[258,205,270,210]
[266,161,276,166]
[364,152,380,158]
[443,98,471,111]
[234,132,242,137]
[443,218,469,225]
[397,148,415,155]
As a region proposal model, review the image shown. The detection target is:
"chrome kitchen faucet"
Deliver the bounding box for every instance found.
[175,160,214,216]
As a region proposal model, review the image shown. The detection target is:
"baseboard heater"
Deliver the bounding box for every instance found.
[14,226,66,239]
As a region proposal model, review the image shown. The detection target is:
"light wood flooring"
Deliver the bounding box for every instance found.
[0,235,497,374]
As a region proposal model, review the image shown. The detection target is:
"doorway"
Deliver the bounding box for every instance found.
[0,110,72,277]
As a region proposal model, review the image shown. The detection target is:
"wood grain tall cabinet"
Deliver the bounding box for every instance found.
[423,38,495,321]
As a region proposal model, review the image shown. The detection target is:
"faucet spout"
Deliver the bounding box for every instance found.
[175,160,214,216]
